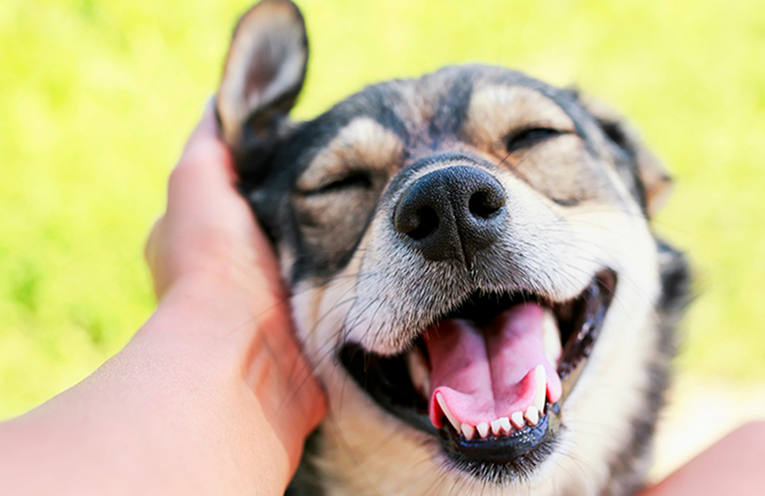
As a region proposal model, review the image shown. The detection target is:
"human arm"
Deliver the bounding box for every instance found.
[639,421,765,496]
[0,104,326,495]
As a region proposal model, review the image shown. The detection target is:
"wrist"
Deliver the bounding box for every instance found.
[120,272,299,492]
[133,268,323,488]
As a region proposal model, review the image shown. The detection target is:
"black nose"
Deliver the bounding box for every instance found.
[393,166,506,265]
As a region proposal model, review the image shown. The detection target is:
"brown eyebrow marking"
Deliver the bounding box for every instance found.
[462,85,576,149]
[296,116,405,191]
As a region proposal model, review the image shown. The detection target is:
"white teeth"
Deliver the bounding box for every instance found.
[470,417,512,439]
[511,411,525,430]
[461,423,475,440]
[406,349,430,398]
[533,364,547,414]
[525,406,539,426]
[447,366,550,441]
[498,416,511,434]
[543,309,562,365]
[436,393,460,432]
[490,418,503,436]
[477,422,490,438]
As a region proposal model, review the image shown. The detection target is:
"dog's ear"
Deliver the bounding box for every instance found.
[580,96,673,217]
[216,0,307,174]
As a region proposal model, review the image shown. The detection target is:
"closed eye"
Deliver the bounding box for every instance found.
[505,127,569,153]
[301,171,373,196]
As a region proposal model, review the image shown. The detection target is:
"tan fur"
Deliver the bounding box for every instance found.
[577,95,673,216]
[296,117,405,191]
[464,86,576,153]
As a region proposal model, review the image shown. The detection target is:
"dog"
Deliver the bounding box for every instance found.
[215,1,690,494]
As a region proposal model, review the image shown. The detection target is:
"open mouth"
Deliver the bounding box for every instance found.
[339,269,617,479]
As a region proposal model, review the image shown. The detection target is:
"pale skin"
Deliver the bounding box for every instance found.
[0,104,325,495]
[0,105,761,495]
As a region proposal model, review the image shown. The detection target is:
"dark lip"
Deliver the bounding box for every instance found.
[338,268,617,480]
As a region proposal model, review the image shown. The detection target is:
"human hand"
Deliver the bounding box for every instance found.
[145,101,273,301]
[0,102,325,496]
[139,100,326,492]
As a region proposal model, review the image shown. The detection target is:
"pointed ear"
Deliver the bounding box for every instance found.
[216,0,307,170]
[580,96,673,217]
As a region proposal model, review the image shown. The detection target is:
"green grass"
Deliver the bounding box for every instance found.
[1,0,763,419]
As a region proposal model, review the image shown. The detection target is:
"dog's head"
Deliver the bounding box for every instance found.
[216,1,689,493]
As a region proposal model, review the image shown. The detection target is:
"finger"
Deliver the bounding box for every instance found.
[165,103,244,221]
[182,97,222,155]
[175,105,236,184]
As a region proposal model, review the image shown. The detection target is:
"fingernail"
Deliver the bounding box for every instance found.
[196,94,222,138]
[203,94,216,115]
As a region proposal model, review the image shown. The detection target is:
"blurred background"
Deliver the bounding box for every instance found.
[1,0,763,480]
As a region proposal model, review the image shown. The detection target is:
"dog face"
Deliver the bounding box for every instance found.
[216,1,689,494]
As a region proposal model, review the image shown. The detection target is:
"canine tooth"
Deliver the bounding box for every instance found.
[498,416,511,434]
[461,423,475,441]
[534,364,547,414]
[525,406,539,426]
[543,309,562,364]
[406,349,430,398]
[511,411,525,430]
[477,422,490,438]
[436,393,460,432]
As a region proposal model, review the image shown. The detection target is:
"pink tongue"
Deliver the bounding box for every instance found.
[426,303,562,429]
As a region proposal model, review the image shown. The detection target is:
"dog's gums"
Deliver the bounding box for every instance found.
[339,269,616,477]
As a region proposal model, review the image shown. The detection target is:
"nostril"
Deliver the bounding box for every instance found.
[468,190,505,219]
[393,165,506,263]
[405,207,439,240]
